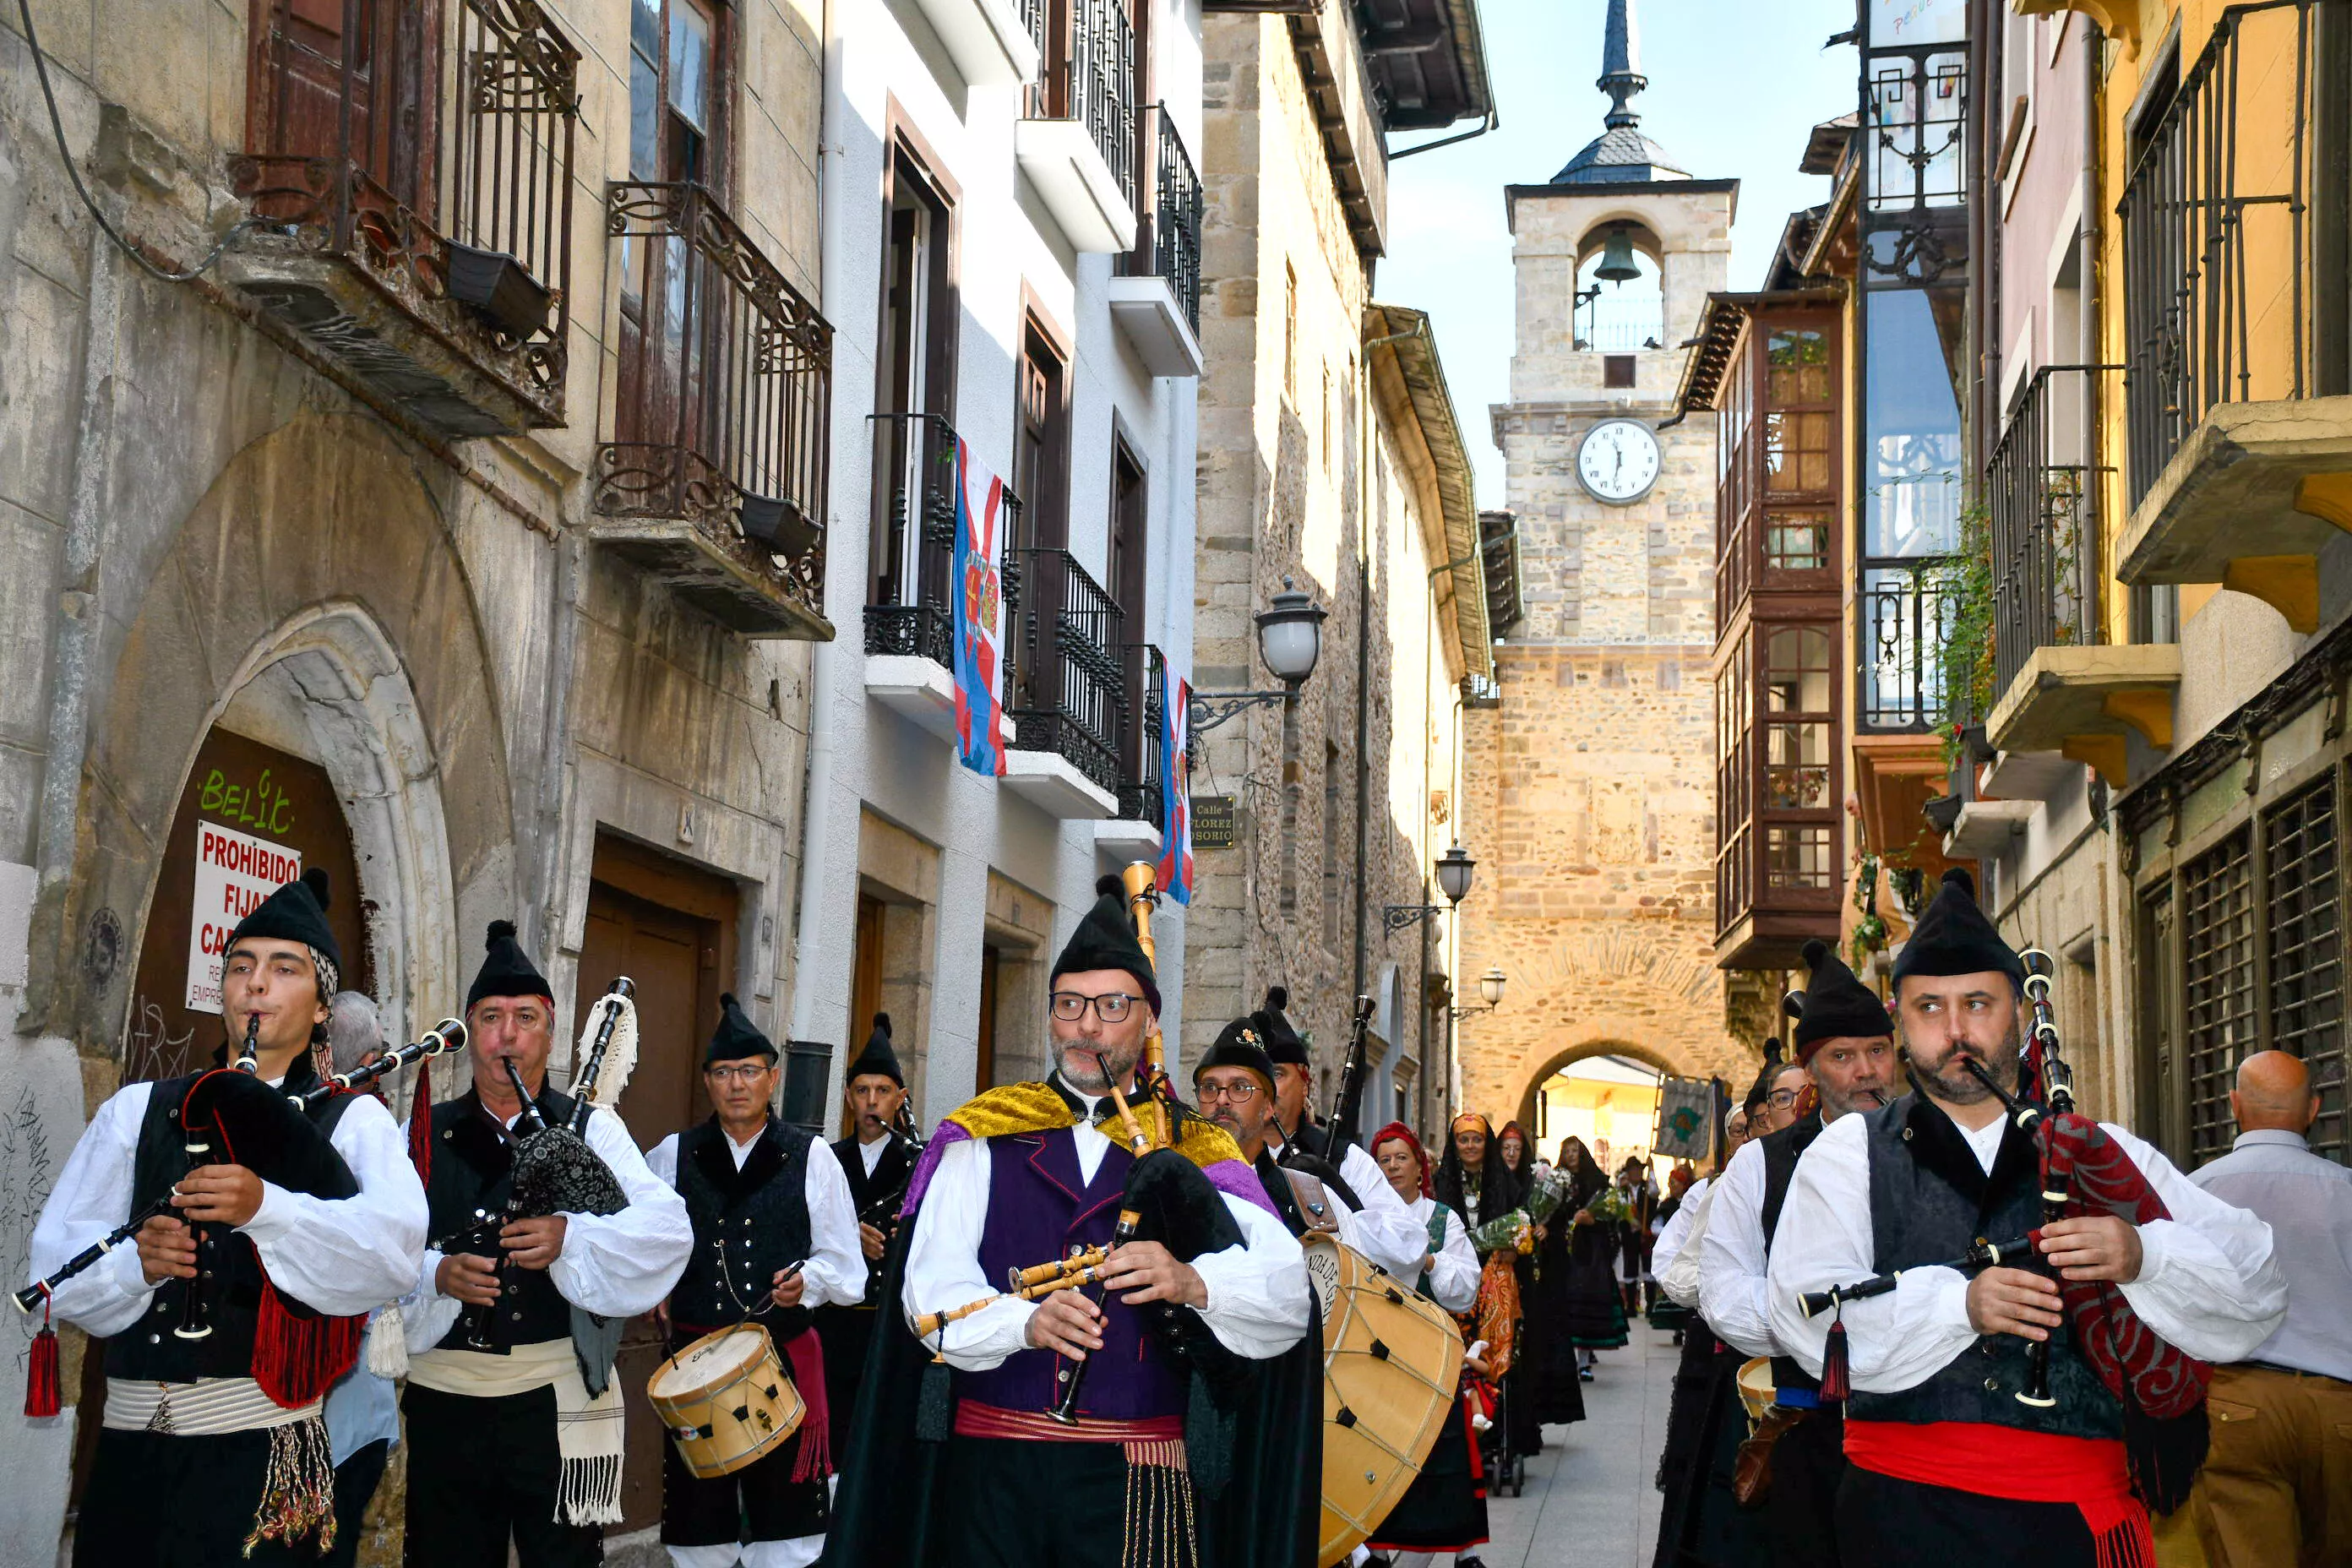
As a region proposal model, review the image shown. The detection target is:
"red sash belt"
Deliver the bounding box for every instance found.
[1844,1420,2153,1568]
[953,1399,1184,1446]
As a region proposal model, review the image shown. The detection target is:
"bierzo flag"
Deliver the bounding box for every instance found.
[1156,663,1193,905]
[951,436,1010,776]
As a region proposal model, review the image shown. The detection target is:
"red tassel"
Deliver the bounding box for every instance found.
[1820,1304,1852,1402]
[252,1273,364,1408]
[24,1291,60,1419]
[409,1058,434,1184]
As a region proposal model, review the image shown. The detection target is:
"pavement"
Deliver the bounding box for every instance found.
[1387,1322,1679,1568]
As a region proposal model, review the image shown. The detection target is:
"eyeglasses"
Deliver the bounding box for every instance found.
[1766,1088,1801,1108]
[1195,1081,1261,1104]
[1050,992,1140,1023]
[705,1064,773,1085]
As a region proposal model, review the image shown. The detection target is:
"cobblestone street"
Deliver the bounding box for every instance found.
[1390,1324,1677,1568]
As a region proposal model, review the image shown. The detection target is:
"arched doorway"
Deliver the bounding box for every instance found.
[1510,1037,1683,1139]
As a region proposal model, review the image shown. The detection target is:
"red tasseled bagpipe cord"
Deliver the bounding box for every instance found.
[24,1286,60,1418]
[409,1055,434,1182]
[250,1254,367,1407]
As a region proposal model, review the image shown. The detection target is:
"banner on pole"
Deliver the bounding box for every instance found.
[951,437,1010,776]
[1156,666,1193,906]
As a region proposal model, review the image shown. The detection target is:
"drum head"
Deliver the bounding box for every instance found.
[649,1327,769,1399]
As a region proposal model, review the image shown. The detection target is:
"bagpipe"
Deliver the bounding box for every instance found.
[442,981,636,1353]
[16,1014,374,1416]
[291,1016,466,1111]
[1810,950,2212,1510]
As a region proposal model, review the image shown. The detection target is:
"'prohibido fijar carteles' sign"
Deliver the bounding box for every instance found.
[184,821,302,1014]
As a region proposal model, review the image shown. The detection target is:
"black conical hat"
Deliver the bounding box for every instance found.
[1192,1016,1278,1091]
[706,993,777,1065]
[1792,939,1895,1058]
[226,867,342,989]
[1891,867,2025,986]
[845,1012,903,1086]
[1051,876,1160,1012]
[466,919,553,1010]
[1254,986,1309,1067]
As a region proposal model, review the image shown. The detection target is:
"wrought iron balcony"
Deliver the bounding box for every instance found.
[1988,365,2116,697]
[1108,106,1204,375]
[588,182,833,640]
[226,0,579,437]
[864,414,1023,673]
[1858,565,1958,732]
[1015,0,1140,253]
[1006,549,1126,798]
[1117,643,1168,830]
[2113,0,2350,629]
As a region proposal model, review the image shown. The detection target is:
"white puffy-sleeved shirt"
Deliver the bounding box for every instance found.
[1651,1175,1712,1287]
[1699,1139,1788,1358]
[903,1091,1310,1371]
[645,1124,867,1312]
[1766,1108,2289,1394]
[1404,1195,1479,1315]
[1264,1130,1429,1283]
[405,1102,692,1353]
[30,1078,428,1337]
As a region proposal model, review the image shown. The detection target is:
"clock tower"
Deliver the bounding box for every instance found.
[1456,0,1754,1126]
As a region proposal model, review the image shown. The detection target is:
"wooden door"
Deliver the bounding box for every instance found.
[570,836,739,1536]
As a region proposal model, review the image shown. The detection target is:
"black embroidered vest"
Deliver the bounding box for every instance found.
[106,1061,360,1384]
[1759,1112,1825,1394]
[424,1086,582,1353]
[1847,1093,2121,1440]
[669,1118,815,1336]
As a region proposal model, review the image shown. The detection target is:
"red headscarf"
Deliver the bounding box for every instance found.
[1367,1120,1432,1199]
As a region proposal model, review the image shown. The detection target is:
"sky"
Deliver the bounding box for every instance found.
[1378,0,1864,509]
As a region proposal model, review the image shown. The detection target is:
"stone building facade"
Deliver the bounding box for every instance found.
[1456,19,1751,1130]
[1186,2,1494,1136]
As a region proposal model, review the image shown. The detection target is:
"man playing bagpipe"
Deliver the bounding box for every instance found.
[27,869,427,1563]
[823,877,1319,1568]
[646,996,865,1568]
[1252,987,1430,1278]
[814,1011,914,1459]
[402,921,691,1567]
[1696,939,1897,1568]
[1364,1121,1489,1568]
[1191,1017,1427,1281]
[1768,868,2288,1568]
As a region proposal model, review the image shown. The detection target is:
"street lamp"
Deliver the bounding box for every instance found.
[1190,578,1330,733]
[1451,965,1507,1019]
[1386,843,1478,934]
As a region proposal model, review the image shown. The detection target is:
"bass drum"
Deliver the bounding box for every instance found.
[647,1324,804,1478]
[1304,1233,1465,1567]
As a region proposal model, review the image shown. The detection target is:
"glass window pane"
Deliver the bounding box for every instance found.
[1766,511,1829,571]
[1865,289,1963,556]
[1767,329,1830,405]
[629,7,661,182]
[1765,825,1833,890]
[1765,411,1832,493]
[669,0,713,134]
[1870,0,1965,45]
[1766,723,1831,808]
[1764,626,1832,712]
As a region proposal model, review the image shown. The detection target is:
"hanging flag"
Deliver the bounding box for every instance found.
[1156,663,1193,906]
[951,436,1010,776]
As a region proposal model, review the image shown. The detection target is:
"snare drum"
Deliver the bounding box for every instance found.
[647,1324,805,1478]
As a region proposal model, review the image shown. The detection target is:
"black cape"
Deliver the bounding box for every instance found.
[819,1126,1322,1568]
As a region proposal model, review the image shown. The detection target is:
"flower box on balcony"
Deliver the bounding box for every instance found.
[444,242,554,341]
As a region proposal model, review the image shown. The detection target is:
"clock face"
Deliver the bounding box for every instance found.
[1577,419,1663,504]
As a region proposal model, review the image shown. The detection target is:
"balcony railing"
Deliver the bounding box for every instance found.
[1027,0,1138,212]
[1859,565,1959,731]
[1007,550,1127,794]
[1117,643,1168,829]
[865,414,1023,668]
[229,0,579,433]
[593,182,832,633]
[1119,106,1202,332]
[2121,0,2322,505]
[1987,365,2120,697]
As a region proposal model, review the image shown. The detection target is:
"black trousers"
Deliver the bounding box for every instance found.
[814,1304,877,1456]
[661,1410,828,1547]
[322,1438,391,1568]
[1762,1407,1844,1568]
[939,1437,1174,1568]
[76,1424,333,1566]
[402,1383,603,1568]
[1836,1464,2096,1568]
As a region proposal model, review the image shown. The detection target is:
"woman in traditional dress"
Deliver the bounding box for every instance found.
[1538,1135,1626,1379]
[1497,1120,1582,1447]
[1361,1124,1488,1568]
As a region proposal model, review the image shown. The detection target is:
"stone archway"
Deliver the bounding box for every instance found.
[56,411,515,1059]
[1510,1036,1682,1135]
